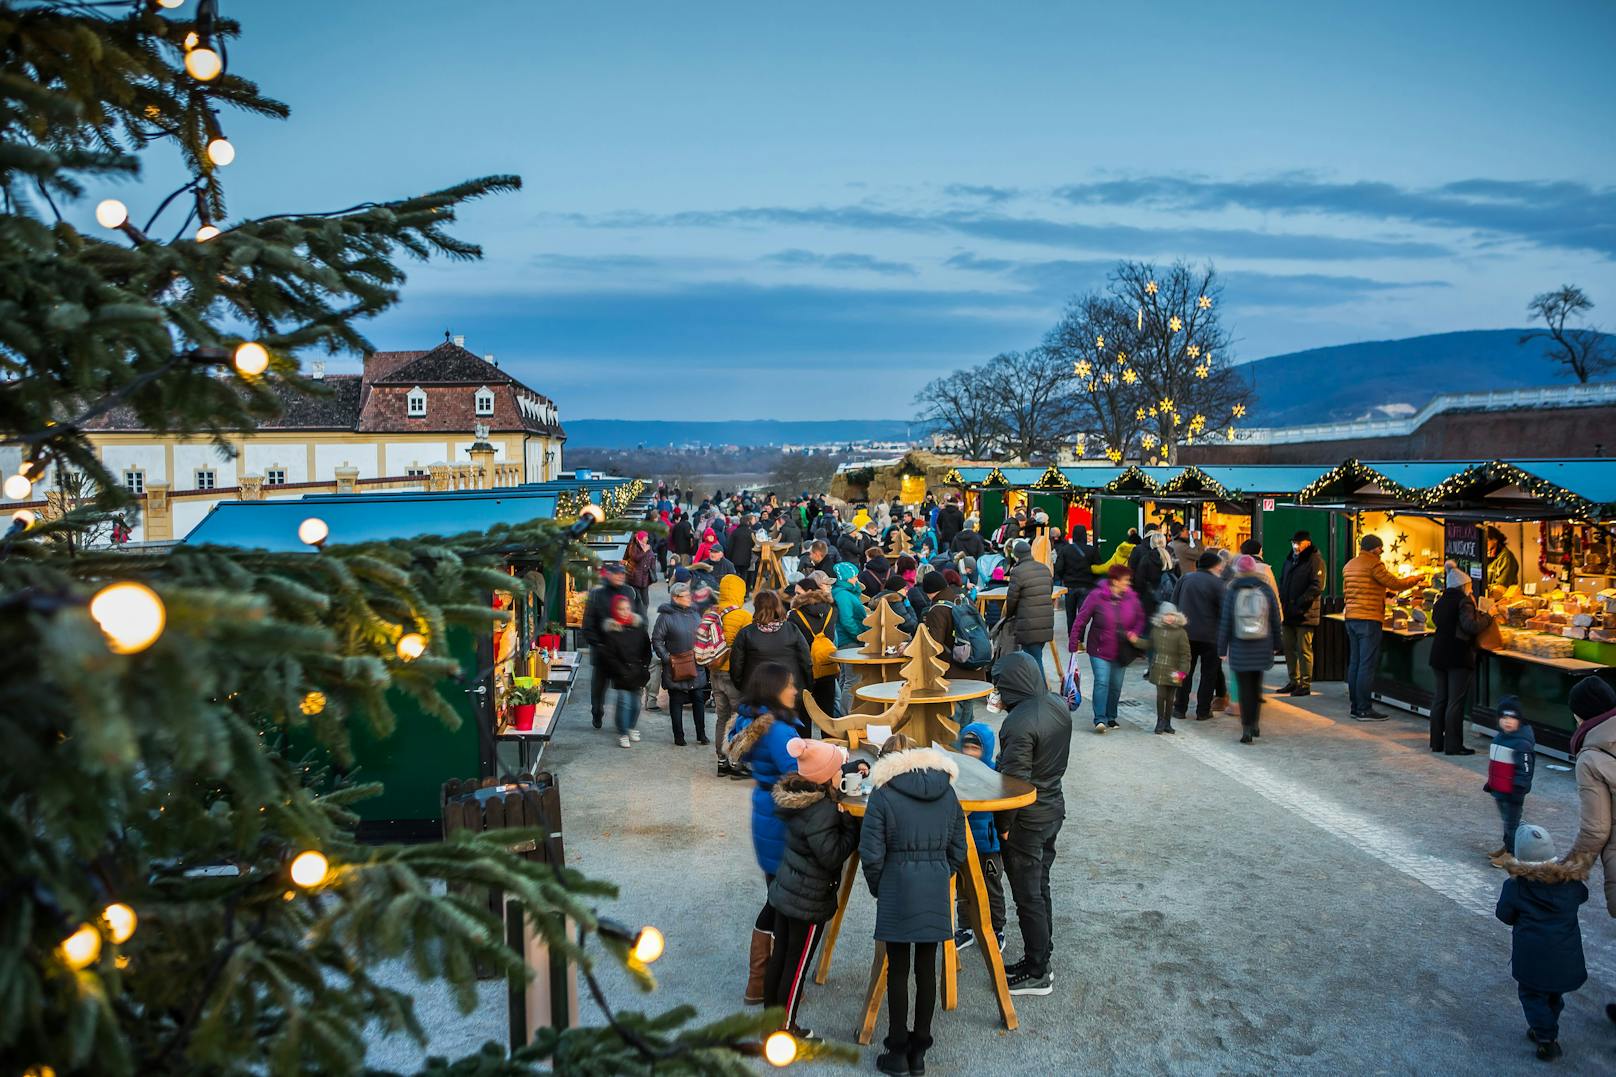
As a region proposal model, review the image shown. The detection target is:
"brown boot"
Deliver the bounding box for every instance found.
[1212,695,1231,714]
[744,928,772,1004]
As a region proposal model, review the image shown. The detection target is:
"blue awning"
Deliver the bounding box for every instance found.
[185,489,560,551]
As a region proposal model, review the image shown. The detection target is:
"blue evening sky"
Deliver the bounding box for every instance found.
[91,1,1616,419]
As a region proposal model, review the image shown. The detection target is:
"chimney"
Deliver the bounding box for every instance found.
[310,359,325,381]
[484,353,497,368]
[453,335,466,347]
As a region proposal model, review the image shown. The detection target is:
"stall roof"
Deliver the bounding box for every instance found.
[1055,465,1127,490]
[1192,465,1337,498]
[943,466,998,487]
[1509,460,1616,508]
[185,489,560,551]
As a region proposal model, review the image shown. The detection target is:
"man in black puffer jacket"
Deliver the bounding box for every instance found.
[1002,540,1055,672]
[991,650,1072,997]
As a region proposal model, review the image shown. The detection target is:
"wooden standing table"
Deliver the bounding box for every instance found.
[819,746,1035,1044]
[854,678,993,749]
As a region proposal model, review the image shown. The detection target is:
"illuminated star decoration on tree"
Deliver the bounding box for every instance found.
[1198,294,1213,310]
[1074,359,1092,378]
[1122,367,1138,384]
[1141,432,1157,448]
[1095,334,1105,348]
[1169,315,1183,333]
[1145,279,1159,295]
[1195,363,1211,379]
[1106,447,1123,463]
[1227,425,1236,439]
[1233,403,1247,418]
[1186,344,1201,359]
[1136,406,1147,420]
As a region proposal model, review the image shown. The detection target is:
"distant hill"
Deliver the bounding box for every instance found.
[565,418,918,449]
[1240,329,1615,427]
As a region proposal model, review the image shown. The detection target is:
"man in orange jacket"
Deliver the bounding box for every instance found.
[1342,534,1422,720]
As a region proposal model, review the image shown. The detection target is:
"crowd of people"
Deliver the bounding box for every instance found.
[577,481,1616,1067]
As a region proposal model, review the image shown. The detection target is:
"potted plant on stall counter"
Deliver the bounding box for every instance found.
[509,684,543,731]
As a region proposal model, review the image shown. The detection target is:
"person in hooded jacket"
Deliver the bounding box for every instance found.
[1277,530,1326,697]
[728,513,757,588]
[990,650,1073,997]
[951,519,986,560]
[765,737,858,1038]
[1485,695,1535,856]
[859,743,967,1077]
[1053,524,1099,629]
[725,662,805,1006]
[1129,531,1173,622]
[1561,676,1616,1033]
[597,593,653,749]
[582,563,642,730]
[668,510,695,566]
[1002,539,1055,671]
[1494,823,1588,1061]
[952,722,1005,951]
[936,496,965,550]
[651,582,708,746]
[859,550,891,598]
[709,574,753,776]
[1218,554,1283,745]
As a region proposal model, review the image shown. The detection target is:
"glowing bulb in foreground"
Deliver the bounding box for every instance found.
[89,582,166,654]
[12,509,37,529]
[206,137,235,166]
[763,1030,798,1067]
[4,473,32,500]
[158,0,185,8]
[299,690,326,716]
[396,632,427,661]
[289,850,330,889]
[297,517,329,547]
[581,503,604,524]
[60,924,102,970]
[185,46,222,81]
[96,199,129,229]
[233,341,269,376]
[632,926,665,964]
[102,902,137,944]
[195,224,220,242]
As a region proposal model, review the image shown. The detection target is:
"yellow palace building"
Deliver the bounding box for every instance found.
[2,335,567,542]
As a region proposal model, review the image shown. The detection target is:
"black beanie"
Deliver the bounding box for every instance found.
[921,570,948,596]
[1196,550,1223,571]
[1569,677,1616,721]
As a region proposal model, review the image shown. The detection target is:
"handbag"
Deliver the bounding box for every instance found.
[669,650,698,681]
[1113,593,1141,668]
[1060,660,1083,712]
[1474,612,1504,652]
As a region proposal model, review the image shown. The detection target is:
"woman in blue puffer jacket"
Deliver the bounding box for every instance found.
[724,660,804,1005]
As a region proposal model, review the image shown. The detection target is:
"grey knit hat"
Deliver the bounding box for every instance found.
[1514,823,1555,863]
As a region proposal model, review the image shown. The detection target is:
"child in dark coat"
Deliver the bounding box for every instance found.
[1484,695,1535,856]
[598,594,653,749]
[860,745,967,1077]
[953,722,1006,952]
[1495,823,1588,1061]
[1145,601,1191,735]
[764,738,858,1037]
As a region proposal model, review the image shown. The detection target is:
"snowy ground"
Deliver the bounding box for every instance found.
[369,583,1616,1075]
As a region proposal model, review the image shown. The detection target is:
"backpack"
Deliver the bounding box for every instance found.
[950,599,993,668]
[1233,585,1270,641]
[1155,568,1180,607]
[695,605,736,666]
[795,607,839,680]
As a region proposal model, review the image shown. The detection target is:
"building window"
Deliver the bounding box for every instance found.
[407,386,426,417]
[475,386,495,416]
[195,469,216,491]
[406,467,428,478]
[123,469,145,496]
[265,468,287,486]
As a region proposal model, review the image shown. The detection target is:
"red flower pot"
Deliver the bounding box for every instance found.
[512,704,537,731]
[538,634,562,652]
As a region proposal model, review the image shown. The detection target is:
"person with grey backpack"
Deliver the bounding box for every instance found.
[1218,554,1283,744]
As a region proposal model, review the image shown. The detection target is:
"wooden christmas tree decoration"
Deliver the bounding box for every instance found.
[859,595,911,656]
[900,623,952,694]
[886,527,909,559]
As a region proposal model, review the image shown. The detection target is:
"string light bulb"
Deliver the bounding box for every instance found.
[206,137,235,166]
[396,632,427,660]
[185,46,222,81]
[299,690,326,715]
[60,924,102,970]
[763,1030,798,1067]
[89,582,166,654]
[12,508,36,529]
[95,199,129,229]
[195,224,220,242]
[102,902,137,944]
[289,850,330,889]
[632,926,665,964]
[233,341,269,376]
[183,30,199,48]
[157,0,185,7]
[297,517,329,547]
[4,473,32,500]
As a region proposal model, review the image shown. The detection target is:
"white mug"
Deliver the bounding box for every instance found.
[841,771,863,796]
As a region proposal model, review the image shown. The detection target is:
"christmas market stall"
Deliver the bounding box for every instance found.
[186,486,619,838]
[1299,459,1616,751]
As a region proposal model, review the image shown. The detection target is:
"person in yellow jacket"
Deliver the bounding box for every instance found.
[1093,540,1136,576]
[711,573,754,776]
[1342,534,1421,721]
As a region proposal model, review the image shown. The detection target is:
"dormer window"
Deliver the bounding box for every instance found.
[474,386,495,416]
[407,386,426,417]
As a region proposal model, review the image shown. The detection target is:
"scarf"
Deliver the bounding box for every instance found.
[1570,706,1616,757]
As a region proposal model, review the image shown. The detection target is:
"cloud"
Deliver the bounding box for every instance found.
[943,183,1018,203]
[761,249,916,275]
[1055,175,1616,258]
[565,204,1451,260]
[528,252,665,272]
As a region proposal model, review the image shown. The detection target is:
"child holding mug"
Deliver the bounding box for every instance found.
[763,738,858,1037]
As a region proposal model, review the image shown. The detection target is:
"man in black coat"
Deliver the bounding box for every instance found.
[668,511,695,565]
[728,513,757,588]
[1052,525,1099,628]
[1172,551,1226,721]
[991,651,1072,996]
[950,522,985,560]
[936,496,965,550]
[1277,530,1326,697]
[581,562,642,729]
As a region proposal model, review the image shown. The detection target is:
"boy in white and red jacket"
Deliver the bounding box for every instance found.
[1485,695,1535,857]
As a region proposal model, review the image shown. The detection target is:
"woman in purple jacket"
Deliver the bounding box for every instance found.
[1069,564,1147,732]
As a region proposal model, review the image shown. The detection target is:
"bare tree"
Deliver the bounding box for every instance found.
[980,348,1080,462]
[1044,292,1152,460]
[1523,285,1615,383]
[1107,260,1251,464]
[767,451,841,496]
[913,368,1002,458]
